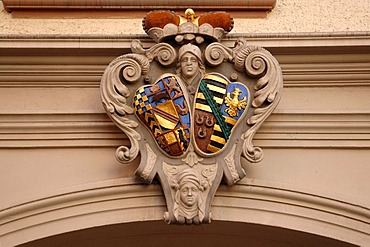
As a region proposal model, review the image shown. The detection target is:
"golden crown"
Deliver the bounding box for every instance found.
[142,9,234,44]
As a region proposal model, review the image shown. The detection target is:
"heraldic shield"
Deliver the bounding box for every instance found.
[100,9,283,225]
[194,73,250,155]
[134,74,191,157]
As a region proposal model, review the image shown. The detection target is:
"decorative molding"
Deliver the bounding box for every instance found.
[0,113,124,148]
[2,0,276,18]
[0,178,368,246]
[0,64,105,88]
[282,63,370,87]
[1,32,369,50]
[0,33,369,88]
[2,0,276,10]
[1,112,370,148]
[255,112,370,148]
[1,62,369,88]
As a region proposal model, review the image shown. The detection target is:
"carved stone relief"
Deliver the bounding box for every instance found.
[100,9,283,225]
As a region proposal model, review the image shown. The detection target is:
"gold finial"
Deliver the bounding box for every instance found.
[184,8,195,22]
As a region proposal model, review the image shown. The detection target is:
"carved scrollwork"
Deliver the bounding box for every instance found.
[145,42,177,67]
[100,45,150,163]
[109,41,150,83]
[204,42,233,67]
[233,45,257,72]
[242,47,283,163]
[100,59,142,162]
[204,38,283,163]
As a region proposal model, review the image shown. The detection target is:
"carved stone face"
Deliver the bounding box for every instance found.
[180,181,199,207]
[180,52,199,80]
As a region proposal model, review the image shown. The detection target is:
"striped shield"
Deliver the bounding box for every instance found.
[194,73,249,154]
[134,74,191,157]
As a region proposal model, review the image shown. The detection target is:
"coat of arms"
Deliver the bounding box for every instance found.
[101,9,283,225]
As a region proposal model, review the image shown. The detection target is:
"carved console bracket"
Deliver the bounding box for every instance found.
[100,9,283,225]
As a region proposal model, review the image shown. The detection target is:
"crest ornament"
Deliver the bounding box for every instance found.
[100,9,283,224]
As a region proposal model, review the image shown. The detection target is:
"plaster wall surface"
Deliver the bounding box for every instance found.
[0,0,369,35]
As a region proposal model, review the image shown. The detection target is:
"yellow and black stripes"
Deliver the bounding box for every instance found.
[206,116,237,153]
[195,74,227,113]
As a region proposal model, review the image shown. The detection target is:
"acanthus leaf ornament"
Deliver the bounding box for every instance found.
[100,9,283,225]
